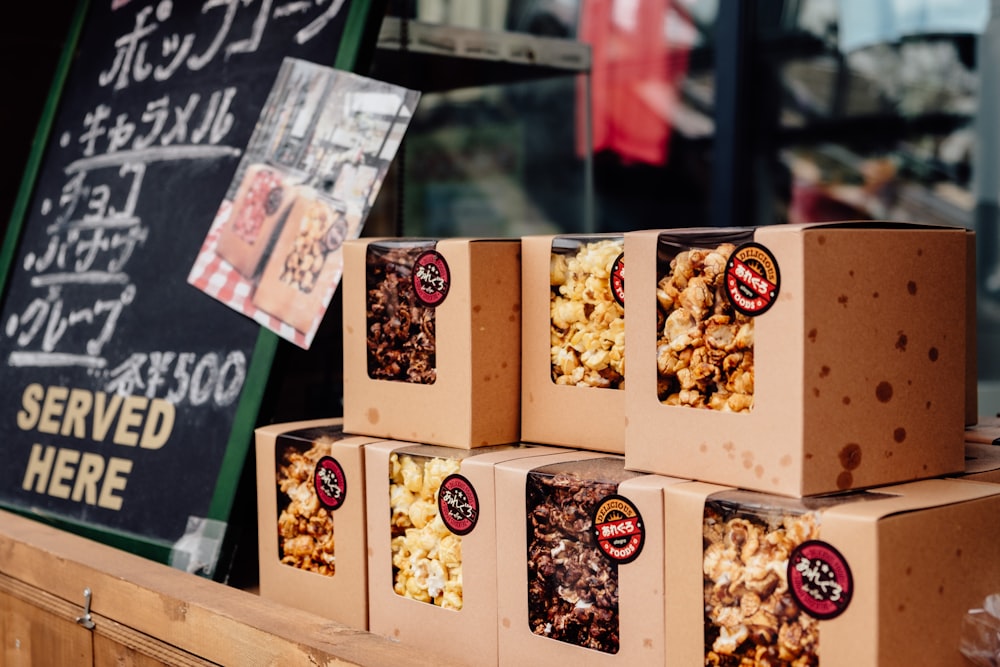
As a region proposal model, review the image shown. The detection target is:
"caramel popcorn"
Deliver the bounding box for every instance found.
[550,238,625,389]
[656,242,754,411]
[389,453,463,609]
[703,501,820,666]
[276,437,338,576]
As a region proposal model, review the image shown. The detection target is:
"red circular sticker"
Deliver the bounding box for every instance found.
[724,242,780,316]
[593,494,644,564]
[314,456,347,511]
[437,473,479,536]
[412,249,451,307]
[787,540,853,619]
[610,251,625,306]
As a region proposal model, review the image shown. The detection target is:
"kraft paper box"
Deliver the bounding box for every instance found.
[625,223,969,497]
[364,440,564,666]
[663,477,1000,667]
[495,451,684,666]
[521,234,626,452]
[966,418,1000,446]
[254,418,377,630]
[964,228,978,427]
[343,238,522,448]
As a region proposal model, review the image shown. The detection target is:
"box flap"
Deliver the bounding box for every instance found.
[822,478,1000,523]
[961,443,1000,474]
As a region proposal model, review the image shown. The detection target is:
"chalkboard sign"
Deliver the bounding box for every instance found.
[0,0,383,577]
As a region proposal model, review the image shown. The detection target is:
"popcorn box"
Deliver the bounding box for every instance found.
[495,451,683,666]
[625,223,970,496]
[251,187,362,335]
[343,238,522,448]
[664,477,1000,667]
[217,163,293,278]
[254,418,378,630]
[364,440,564,665]
[521,234,626,452]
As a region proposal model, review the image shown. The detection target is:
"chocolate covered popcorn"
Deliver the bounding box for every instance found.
[366,243,437,384]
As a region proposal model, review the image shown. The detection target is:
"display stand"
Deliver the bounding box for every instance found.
[0,508,457,666]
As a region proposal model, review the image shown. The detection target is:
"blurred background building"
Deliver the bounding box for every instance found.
[5,0,998,414]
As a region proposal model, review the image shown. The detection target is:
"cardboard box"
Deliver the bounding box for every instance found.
[343,238,522,448]
[966,418,1000,446]
[521,234,626,452]
[364,440,563,665]
[254,418,377,630]
[953,442,1000,483]
[495,451,683,666]
[663,477,1000,667]
[964,228,978,426]
[625,223,969,496]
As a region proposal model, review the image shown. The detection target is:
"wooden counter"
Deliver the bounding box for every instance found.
[0,510,459,666]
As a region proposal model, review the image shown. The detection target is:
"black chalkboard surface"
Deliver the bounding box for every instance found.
[0,0,383,577]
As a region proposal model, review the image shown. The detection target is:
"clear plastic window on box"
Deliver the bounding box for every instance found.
[365,240,438,385]
[655,229,757,413]
[524,456,643,655]
[549,235,625,389]
[274,426,347,577]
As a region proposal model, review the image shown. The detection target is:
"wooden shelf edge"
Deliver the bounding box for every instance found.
[0,509,458,667]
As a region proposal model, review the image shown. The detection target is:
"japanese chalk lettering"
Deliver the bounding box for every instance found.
[4,1,346,407]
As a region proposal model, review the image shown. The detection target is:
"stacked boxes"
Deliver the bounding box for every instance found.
[253,223,987,665]
[342,238,522,448]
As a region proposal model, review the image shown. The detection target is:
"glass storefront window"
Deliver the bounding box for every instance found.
[380,0,998,417]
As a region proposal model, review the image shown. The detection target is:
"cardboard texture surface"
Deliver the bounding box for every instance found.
[343,238,522,448]
[521,235,626,452]
[625,223,968,496]
[364,440,565,666]
[495,452,682,666]
[254,418,378,630]
[952,442,1000,483]
[966,418,1000,445]
[965,228,978,426]
[664,478,1000,667]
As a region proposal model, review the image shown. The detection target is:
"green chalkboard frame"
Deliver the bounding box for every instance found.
[0,0,386,577]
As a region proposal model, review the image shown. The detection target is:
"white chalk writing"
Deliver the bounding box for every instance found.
[5,1,345,407]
